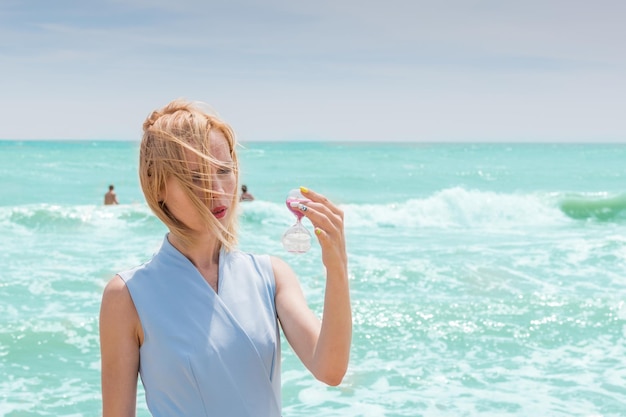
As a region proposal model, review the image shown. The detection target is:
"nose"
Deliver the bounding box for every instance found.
[211,175,226,194]
[206,175,230,203]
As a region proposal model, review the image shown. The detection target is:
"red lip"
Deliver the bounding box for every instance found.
[212,206,227,219]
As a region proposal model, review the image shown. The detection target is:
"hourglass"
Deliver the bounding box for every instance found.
[281,188,312,253]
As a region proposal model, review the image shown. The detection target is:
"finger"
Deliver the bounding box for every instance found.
[290,187,345,238]
[289,201,334,230]
[312,225,334,248]
[292,200,343,235]
[314,225,348,266]
[313,226,336,247]
[299,186,344,220]
[298,193,344,234]
[289,201,310,214]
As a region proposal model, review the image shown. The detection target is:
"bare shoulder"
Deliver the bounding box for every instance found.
[270,256,298,289]
[100,275,141,341]
[101,275,140,317]
[100,275,139,322]
[270,255,290,273]
[102,275,132,307]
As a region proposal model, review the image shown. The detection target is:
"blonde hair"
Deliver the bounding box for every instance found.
[139,98,239,251]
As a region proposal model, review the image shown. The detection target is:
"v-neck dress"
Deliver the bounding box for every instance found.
[118,235,282,417]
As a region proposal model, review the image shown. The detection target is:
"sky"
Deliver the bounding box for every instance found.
[1,0,625,142]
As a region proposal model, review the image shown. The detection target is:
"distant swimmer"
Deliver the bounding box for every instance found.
[104,184,119,205]
[240,184,255,202]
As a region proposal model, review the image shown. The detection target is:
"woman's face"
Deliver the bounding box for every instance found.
[162,129,236,233]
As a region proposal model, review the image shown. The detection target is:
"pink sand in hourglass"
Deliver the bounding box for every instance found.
[286,198,309,220]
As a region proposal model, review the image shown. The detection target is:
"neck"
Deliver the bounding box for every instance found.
[167,232,221,271]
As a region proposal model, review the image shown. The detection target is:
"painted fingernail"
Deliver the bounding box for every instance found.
[300,186,309,194]
[315,227,322,235]
[289,201,299,208]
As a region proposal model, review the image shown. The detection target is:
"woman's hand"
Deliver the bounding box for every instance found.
[291,186,347,273]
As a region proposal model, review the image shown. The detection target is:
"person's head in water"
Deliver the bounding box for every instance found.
[139,98,239,250]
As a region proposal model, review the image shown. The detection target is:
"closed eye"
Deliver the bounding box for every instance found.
[191,173,203,184]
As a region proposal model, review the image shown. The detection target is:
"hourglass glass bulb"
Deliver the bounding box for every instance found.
[285,189,309,219]
[282,223,311,253]
[282,188,311,253]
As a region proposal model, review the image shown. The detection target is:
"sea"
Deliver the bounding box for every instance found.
[1,140,626,417]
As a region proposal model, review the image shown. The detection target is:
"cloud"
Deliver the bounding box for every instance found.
[1,0,625,141]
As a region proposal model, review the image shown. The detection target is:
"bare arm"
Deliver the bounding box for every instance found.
[99,275,142,417]
[274,187,351,386]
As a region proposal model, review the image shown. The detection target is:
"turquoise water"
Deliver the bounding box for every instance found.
[1,140,626,416]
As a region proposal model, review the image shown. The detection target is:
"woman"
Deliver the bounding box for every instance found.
[99,98,352,417]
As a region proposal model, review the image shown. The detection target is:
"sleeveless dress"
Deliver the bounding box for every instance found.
[119,235,282,417]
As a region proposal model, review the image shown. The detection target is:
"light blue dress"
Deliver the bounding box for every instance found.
[119,235,281,417]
